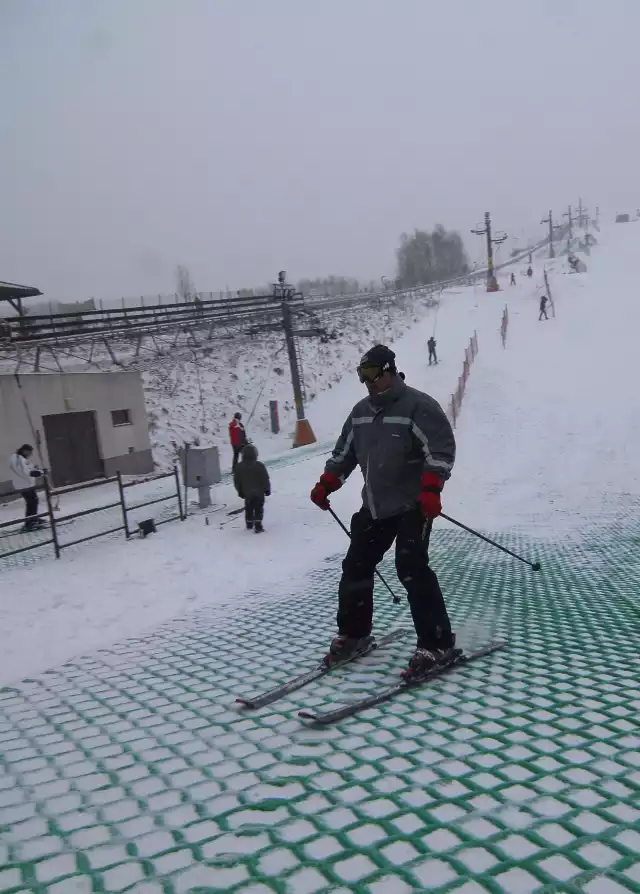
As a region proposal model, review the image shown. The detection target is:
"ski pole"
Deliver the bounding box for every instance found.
[328,507,401,604]
[441,513,541,571]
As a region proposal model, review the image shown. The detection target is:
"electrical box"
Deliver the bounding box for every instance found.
[179,446,221,488]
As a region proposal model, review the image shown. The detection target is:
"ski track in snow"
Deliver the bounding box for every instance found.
[2,225,639,685]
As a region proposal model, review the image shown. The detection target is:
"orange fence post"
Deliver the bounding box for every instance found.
[447,331,480,428]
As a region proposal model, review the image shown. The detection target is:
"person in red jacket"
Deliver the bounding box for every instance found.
[229,412,247,470]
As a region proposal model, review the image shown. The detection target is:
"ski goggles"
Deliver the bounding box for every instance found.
[357,363,383,383]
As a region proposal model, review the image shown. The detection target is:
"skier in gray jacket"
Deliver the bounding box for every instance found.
[311,344,458,679]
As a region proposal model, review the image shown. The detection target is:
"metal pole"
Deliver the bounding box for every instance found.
[541,211,556,260]
[174,464,185,520]
[282,298,306,423]
[472,213,504,293]
[42,471,60,559]
[183,443,190,518]
[116,471,131,538]
[327,507,401,604]
[564,205,573,249]
[441,513,541,570]
[485,212,497,290]
[544,269,555,319]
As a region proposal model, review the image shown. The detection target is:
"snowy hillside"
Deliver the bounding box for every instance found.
[142,238,560,471]
[143,291,439,469]
[144,270,526,470]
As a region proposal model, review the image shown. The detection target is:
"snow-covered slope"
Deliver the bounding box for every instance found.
[447,224,640,539]
[1,224,629,684]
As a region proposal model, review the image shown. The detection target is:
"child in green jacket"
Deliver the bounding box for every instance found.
[233,444,271,533]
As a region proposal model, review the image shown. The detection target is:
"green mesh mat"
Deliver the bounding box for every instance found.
[1,526,639,894]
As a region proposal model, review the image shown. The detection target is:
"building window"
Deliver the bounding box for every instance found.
[111,409,132,427]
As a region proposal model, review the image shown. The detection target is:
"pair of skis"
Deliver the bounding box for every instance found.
[236,630,506,725]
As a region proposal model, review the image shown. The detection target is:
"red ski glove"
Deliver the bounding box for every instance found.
[310,472,342,510]
[418,472,443,518]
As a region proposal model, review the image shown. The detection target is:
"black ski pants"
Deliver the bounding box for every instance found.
[245,495,265,526]
[232,445,244,471]
[337,507,453,649]
[539,308,548,320]
[428,348,437,364]
[21,488,39,530]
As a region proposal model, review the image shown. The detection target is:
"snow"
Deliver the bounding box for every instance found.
[1,222,639,692]
[447,226,640,537]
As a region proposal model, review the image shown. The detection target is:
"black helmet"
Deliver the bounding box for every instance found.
[234,412,242,420]
[357,344,396,382]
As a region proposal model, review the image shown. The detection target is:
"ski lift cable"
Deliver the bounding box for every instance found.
[190,350,207,434]
[247,344,286,427]
[431,297,440,338]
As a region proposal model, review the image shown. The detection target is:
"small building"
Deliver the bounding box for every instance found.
[0,371,153,493]
[615,213,630,223]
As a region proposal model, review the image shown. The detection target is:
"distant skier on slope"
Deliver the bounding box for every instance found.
[310,344,459,679]
[510,272,516,286]
[427,336,438,366]
[539,295,549,321]
[527,265,533,278]
[233,444,271,533]
[228,412,247,471]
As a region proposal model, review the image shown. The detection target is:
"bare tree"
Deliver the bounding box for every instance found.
[176,264,196,302]
[297,275,361,297]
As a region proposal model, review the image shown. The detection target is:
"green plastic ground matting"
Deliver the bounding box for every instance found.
[1,526,639,894]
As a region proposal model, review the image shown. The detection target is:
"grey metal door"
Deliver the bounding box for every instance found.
[43,411,104,486]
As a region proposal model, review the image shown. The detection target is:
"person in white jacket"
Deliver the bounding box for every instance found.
[9,444,43,532]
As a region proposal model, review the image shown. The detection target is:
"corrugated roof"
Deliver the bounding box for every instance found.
[0,281,43,301]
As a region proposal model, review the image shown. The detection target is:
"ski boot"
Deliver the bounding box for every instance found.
[401,633,462,681]
[246,521,254,530]
[254,522,264,533]
[323,633,374,667]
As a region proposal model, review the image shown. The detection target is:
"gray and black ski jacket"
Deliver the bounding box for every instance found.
[324,377,455,520]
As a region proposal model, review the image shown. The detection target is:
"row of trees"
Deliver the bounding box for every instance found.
[175,223,470,301]
[395,225,469,289]
[299,225,470,296]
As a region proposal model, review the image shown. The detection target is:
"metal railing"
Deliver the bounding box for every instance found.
[1,292,304,346]
[0,468,184,564]
[0,233,560,349]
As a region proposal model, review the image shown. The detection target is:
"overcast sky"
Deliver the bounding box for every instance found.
[1,0,638,300]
